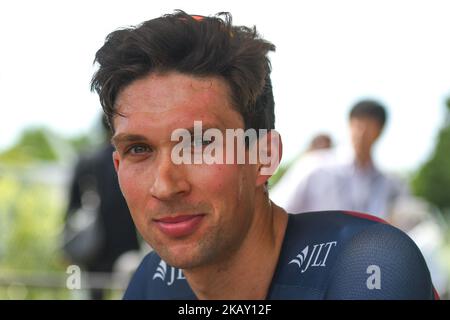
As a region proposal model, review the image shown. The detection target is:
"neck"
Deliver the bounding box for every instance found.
[355,152,372,169]
[183,193,288,300]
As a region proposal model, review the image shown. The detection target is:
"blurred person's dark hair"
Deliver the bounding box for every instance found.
[91,10,276,135]
[349,99,387,129]
[308,133,333,151]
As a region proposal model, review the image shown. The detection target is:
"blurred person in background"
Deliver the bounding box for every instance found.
[272,100,449,294]
[270,133,335,211]
[279,100,408,220]
[63,116,140,299]
[308,133,333,151]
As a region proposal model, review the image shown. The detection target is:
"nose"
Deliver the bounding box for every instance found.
[149,151,191,201]
[351,122,368,140]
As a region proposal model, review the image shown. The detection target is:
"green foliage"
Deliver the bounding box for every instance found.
[268,152,304,188]
[268,164,289,188]
[412,98,450,216]
[67,135,94,153]
[0,126,99,167]
[0,128,58,164]
[0,180,63,270]
[0,125,112,299]
[0,174,70,299]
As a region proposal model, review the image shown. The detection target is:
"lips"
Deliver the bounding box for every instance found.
[153,214,205,238]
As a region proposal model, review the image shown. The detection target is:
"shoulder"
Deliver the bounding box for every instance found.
[281,211,390,259]
[324,220,436,299]
[285,210,388,243]
[123,251,195,300]
[269,211,436,299]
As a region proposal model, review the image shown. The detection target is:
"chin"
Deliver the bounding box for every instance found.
[161,254,200,270]
[152,242,201,269]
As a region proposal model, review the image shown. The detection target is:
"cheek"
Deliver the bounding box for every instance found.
[368,129,380,143]
[117,164,149,212]
[194,164,237,189]
[190,163,254,205]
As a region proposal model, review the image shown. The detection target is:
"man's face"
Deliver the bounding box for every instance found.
[112,72,261,270]
[349,116,383,157]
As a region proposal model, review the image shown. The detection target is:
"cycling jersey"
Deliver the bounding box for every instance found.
[123,210,438,300]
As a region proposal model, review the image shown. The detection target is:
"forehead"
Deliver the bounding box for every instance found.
[350,116,382,127]
[113,72,243,134]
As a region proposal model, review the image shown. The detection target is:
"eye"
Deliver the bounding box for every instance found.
[192,136,214,148]
[126,144,152,155]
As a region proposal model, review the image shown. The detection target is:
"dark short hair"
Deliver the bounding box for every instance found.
[91,10,276,133]
[349,100,387,128]
[309,133,332,151]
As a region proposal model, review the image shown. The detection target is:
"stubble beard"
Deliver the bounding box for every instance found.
[151,216,248,272]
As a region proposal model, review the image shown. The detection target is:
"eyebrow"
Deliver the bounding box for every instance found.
[111,133,148,147]
[111,123,227,146]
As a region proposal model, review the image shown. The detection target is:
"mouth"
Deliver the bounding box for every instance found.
[153,214,206,238]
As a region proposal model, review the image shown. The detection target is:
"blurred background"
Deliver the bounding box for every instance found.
[1,0,450,299]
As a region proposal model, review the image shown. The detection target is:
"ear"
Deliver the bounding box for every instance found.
[254,130,283,187]
[112,150,120,173]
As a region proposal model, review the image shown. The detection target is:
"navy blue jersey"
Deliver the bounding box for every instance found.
[123,211,439,300]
